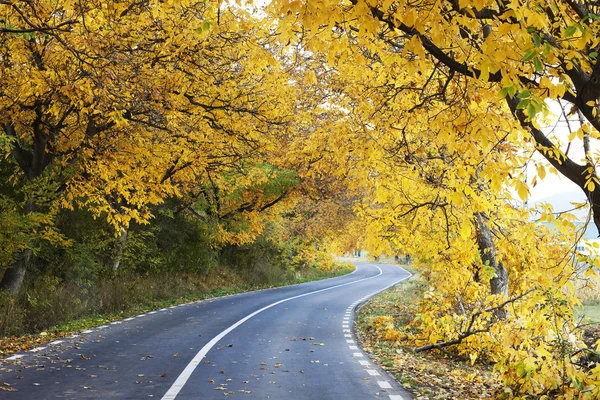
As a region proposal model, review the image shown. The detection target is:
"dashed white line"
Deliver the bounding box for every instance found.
[367,369,380,376]
[389,396,405,400]
[346,340,354,343]
[161,266,385,400]
[81,330,93,334]
[359,360,370,366]
[349,345,358,350]
[124,317,135,321]
[344,334,351,337]
[353,352,363,357]
[49,340,64,345]
[378,381,392,389]
[30,346,46,352]
[6,355,23,360]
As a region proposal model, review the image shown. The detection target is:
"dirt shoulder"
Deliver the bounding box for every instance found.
[355,269,502,399]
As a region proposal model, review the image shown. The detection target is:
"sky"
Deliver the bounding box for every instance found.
[527,100,599,238]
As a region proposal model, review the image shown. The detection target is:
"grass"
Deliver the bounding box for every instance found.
[355,266,502,400]
[0,264,354,357]
[573,267,600,324]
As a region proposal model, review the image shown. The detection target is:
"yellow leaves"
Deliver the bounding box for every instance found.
[459,222,472,240]
[515,180,529,202]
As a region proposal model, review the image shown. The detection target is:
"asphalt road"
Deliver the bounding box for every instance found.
[0,262,413,399]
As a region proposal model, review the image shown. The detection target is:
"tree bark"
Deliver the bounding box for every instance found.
[474,212,509,319]
[0,249,32,295]
[111,228,128,272]
[0,199,36,295]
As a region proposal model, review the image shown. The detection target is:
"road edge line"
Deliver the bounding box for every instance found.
[161,264,383,399]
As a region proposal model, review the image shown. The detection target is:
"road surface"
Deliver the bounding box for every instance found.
[0,262,412,399]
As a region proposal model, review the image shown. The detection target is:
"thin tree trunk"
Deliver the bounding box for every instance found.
[0,200,36,295]
[111,228,128,272]
[474,212,508,319]
[0,249,32,295]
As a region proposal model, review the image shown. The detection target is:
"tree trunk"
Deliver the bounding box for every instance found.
[111,228,128,272]
[0,249,32,295]
[0,199,37,295]
[474,212,508,319]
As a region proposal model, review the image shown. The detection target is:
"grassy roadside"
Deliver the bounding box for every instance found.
[355,266,502,399]
[0,264,354,358]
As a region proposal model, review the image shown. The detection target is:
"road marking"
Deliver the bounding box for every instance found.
[30,346,46,352]
[6,355,23,360]
[367,369,380,376]
[359,360,370,366]
[346,340,354,343]
[353,353,363,357]
[389,396,405,400]
[124,317,135,321]
[162,266,391,399]
[81,330,93,334]
[343,329,350,332]
[49,340,64,345]
[378,381,392,389]
[344,334,351,337]
[148,311,157,314]
[349,345,358,350]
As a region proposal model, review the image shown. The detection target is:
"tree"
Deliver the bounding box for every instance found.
[271,0,600,234]
[0,0,297,293]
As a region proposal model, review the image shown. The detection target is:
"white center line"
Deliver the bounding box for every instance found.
[161,266,394,400]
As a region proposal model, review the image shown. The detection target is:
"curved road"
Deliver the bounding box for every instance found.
[0,262,412,399]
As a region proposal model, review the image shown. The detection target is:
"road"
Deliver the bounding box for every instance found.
[0,262,413,399]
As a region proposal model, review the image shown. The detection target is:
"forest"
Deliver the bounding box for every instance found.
[2,0,600,398]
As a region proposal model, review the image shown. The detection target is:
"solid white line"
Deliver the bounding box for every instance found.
[161,265,385,399]
[378,381,392,389]
[367,369,380,376]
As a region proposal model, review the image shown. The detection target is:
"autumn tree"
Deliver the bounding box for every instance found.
[0,0,298,293]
